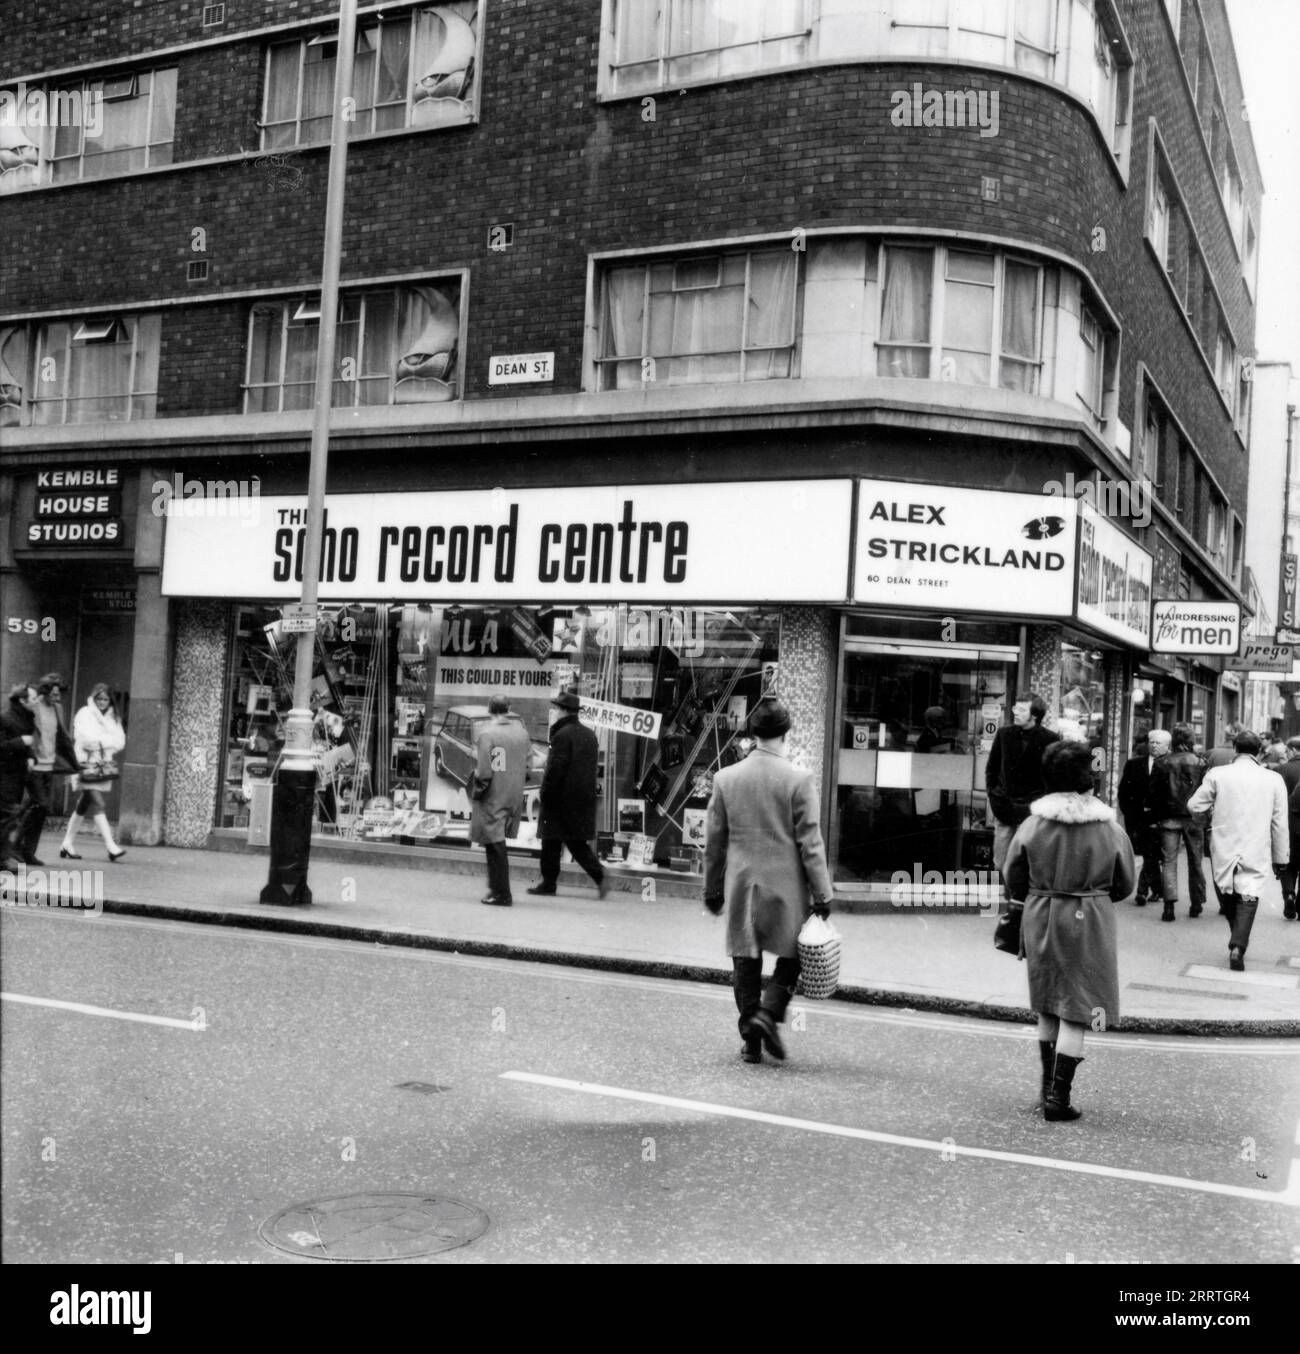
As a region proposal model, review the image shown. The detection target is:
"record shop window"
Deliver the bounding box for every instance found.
[260,2,480,147]
[595,247,798,390]
[243,281,462,411]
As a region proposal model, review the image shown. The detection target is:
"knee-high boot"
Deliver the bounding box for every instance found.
[1043,1053,1084,1122]
[60,812,84,855]
[1037,1041,1055,1107]
[94,813,121,857]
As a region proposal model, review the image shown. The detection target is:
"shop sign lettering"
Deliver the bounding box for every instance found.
[27,467,124,548]
[574,695,662,741]
[1074,504,1152,647]
[1151,601,1241,655]
[160,481,854,602]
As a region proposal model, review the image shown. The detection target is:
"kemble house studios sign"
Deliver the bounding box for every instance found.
[851,480,1079,617]
[160,480,855,603]
[1151,600,1242,655]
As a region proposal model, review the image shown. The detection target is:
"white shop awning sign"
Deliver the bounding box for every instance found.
[160,479,855,604]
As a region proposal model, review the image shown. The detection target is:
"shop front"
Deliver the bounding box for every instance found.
[159,478,854,878]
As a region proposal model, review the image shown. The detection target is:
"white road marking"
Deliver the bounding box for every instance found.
[501,1072,1300,1209]
[1184,965,1298,989]
[1,992,202,1030]
[6,908,1299,1054]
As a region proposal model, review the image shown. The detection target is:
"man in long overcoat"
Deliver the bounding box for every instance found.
[703,698,834,1064]
[1187,729,1289,971]
[528,690,607,898]
[1,682,39,870]
[472,693,533,907]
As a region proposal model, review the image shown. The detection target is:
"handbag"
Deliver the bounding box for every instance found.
[993,901,1023,955]
[469,774,493,802]
[80,743,120,784]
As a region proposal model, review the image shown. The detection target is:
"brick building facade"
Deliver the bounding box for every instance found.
[0,0,1263,899]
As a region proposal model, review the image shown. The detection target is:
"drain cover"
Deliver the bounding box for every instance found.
[259,1192,489,1261]
[395,1081,450,1094]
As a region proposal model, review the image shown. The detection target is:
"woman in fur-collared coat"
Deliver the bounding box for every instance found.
[1003,741,1136,1123]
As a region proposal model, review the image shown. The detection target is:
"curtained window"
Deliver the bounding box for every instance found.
[877,247,933,379]
[609,0,807,94]
[262,4,477,147]
[244,283,461,412]
[597,247,797,390]
[26,314,159,425]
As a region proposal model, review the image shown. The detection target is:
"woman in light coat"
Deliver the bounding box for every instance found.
[59,683,126,861]
[1004,741,1135,1121]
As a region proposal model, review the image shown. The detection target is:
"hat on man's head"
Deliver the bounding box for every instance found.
[748,698,791,739]
[552,690,581,713]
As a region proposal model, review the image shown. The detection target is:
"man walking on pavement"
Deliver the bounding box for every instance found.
[18,673,78,867]
[527,690,607,899]
[1187,730,1289,971]
[986,693,1058,894]
[1146,724,1207,922]
[703,698,834,1064]
[1117,730,1167,908]
[1204,722,1243,770]
[472,693,533,908]
[1276,737,1300,920]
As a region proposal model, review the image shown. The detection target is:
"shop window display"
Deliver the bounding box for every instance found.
[221,602,779,871]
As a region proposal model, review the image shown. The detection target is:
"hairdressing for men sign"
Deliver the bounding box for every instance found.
[850,480,1078,616]
[1074,504,1153,648]
[160,479,854,602]
[1151,600,1242,655]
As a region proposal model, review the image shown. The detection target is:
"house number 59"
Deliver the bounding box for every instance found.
[6,616,58,640]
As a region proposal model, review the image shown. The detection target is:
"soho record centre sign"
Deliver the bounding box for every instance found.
[160,479,855,603]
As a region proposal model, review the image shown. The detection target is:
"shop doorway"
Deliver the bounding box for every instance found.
[831,641,1019,886]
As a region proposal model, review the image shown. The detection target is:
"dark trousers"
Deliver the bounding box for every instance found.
[1134,827,1163,899]
[1159,819,1206,910]
[19,771,55,861]
[1282,829,1300,910]
[732,955,801,1035]
[1214,883,1260,954]
[539,837,604,888]
[484,841,511,900]
[1,792,26,865]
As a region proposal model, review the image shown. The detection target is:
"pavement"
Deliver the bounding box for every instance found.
[6,829,1300,1036]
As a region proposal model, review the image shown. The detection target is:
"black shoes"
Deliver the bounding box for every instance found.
[1189,904,1202,918]
[1037,1040,1056,1109]
[525,884,556,896]
[480,893,512,907]
[746,1009,785,1061]
[24,855,44,867]
[1161,903,1176,922]
[1134,894,1147,907]
[1043,1053,1084,1122]
[1229,947,1245,972]
[59,847,82,860]
[108,848,126,862]
[740,1034,762,1064]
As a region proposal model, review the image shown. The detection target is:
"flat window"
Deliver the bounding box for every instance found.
[1,68,176,191]
[877,244,1042,393]
[262,3,478,147]
[7,313,162,424]
[243,281,462,411]
[609,0,809,95]
[1076,303,1108,429]
[596,246,798,390]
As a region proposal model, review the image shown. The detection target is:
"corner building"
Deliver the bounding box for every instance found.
[0,0,1260,902]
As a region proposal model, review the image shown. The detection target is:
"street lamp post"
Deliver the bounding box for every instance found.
[260,0,358,906]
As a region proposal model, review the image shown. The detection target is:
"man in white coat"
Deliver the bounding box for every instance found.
[703,698,834,1064]
[1187,730,1289,971]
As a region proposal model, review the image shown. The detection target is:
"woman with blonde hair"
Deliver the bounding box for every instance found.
[59,683,126,862]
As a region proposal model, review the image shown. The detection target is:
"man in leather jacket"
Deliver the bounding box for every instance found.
[1146,723,1207,922]
[0,682,39,871]
[986,693,1058,889]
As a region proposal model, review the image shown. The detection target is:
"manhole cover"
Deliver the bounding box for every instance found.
[259,1193,489,1261]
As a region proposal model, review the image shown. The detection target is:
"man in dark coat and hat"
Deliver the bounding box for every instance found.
[527,690,608,898]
